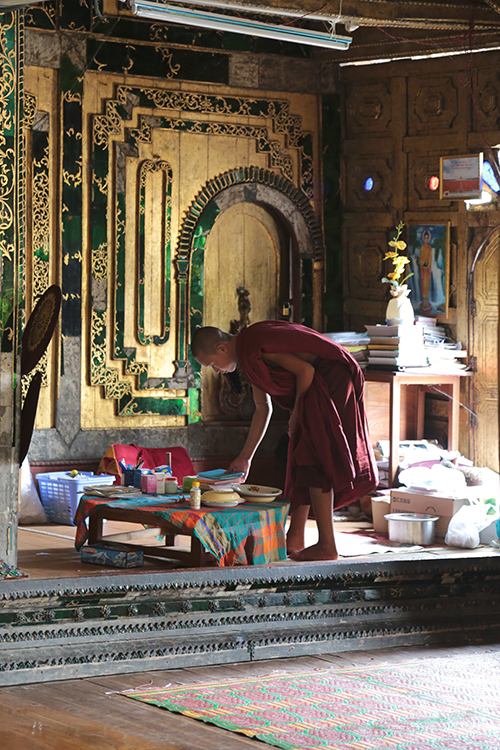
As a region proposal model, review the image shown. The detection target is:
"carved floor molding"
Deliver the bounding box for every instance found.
[1,554,500,686]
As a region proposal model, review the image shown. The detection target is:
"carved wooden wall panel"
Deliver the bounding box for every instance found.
[474,68,500,131]
[343,82,392,137]
[76,74,320,430]
[408,75,459,136]
[407,152,454,211]
[0,11,24,565]
[24,67,60,429]
[343,153,393,212]
[341,51,500,468]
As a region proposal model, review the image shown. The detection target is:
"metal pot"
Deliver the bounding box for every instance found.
[384,512,439,545]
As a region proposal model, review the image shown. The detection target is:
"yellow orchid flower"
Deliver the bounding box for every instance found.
[382,222,414,291]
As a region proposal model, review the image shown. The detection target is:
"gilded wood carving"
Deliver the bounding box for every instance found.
[83,77,319,428]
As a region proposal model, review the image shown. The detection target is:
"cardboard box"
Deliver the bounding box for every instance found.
[390,488,469,538]
[81,544,144,568]
[371,497,390,533]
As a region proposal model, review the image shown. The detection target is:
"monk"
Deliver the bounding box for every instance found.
[191,321,378,561]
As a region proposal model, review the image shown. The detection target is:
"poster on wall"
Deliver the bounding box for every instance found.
[440,154,482,199]
[406,223,450,318]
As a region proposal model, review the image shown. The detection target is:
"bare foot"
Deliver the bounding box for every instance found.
[286,535,305,556]
[289,543,338,562]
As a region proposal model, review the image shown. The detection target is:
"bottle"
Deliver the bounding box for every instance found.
[190,480,201,510]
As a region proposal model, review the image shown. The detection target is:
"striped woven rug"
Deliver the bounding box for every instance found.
[122,650,500,749]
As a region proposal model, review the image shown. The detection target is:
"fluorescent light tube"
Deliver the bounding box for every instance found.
[131,0,352,50]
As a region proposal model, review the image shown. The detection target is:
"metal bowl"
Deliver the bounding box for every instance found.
[384,512,439,545]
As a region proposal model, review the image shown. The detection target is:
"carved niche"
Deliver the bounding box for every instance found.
[407,152,454,211]
[344,228,388,302]
[343,154,393,211]
[474,68,500,131]
[343,82,392,136]
[408,75,458,135]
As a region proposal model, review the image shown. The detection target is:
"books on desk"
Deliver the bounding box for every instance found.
[196,469,245,490]
[364,323,419,337]
[425,344,468,369]
[323,331,369,363]
[365,322,427,368]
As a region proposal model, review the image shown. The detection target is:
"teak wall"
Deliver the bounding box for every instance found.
[340,51,500,470]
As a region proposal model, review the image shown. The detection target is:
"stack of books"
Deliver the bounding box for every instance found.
[365,323,427,368]
[323,331,369,366]
[196,469,244,491]
[414,315,448,344]
[414,315,468,372]
[424,341,468,372]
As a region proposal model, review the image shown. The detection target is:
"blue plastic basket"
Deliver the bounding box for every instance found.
[36,471,116,525]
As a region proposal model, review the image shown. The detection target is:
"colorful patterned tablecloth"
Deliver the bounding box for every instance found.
[74,495,290,567]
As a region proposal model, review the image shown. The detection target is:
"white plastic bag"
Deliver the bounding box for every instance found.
[444,502,493,549]
[19,457,47,525]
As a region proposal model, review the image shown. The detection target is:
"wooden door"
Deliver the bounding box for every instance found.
[201,202,282,420]
[469,229,499,472]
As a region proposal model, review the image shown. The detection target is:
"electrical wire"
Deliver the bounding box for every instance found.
[429,385,478,421]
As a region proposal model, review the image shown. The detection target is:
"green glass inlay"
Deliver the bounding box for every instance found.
[1,12,23,356]
[61,54,84,337]
[188,387,201,423]
[118,395,187,417]
[187,201,221,378]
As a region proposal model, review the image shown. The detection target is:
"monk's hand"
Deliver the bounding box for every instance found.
[228,456,251,482]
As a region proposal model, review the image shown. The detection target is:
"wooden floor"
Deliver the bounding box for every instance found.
[1,640,499,749]
[16,515,498,579]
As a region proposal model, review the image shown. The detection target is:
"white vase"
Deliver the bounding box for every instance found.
[385,286,415,326]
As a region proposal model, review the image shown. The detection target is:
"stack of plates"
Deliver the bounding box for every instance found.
[201,488,242,508]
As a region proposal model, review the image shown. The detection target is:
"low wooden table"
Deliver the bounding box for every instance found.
[76,495,290,568]
[364,369,470,486]
[87,505,209,567]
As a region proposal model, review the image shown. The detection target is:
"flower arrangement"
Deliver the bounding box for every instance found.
[382,221,413,297]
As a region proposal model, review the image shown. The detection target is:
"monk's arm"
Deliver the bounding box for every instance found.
[228,385,272,480]
[262,352,315,434]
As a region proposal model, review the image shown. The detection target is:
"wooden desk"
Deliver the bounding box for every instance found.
[364,370,468,487]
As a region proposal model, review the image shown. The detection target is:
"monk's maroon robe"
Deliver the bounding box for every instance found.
[236,321,378,509]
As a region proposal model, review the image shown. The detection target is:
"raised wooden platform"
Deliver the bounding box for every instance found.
[2,535,500,686]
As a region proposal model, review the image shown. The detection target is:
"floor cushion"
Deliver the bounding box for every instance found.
[98,444,195,484]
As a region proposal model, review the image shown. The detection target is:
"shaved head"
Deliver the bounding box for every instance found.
[191,326,231,358]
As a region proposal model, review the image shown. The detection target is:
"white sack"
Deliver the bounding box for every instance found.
[19,457,47,525]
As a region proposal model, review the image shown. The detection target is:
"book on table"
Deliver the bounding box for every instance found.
[367,356,428,367]
[365,323,423,337]
[367,337,405,346]
[367,344,400,351]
